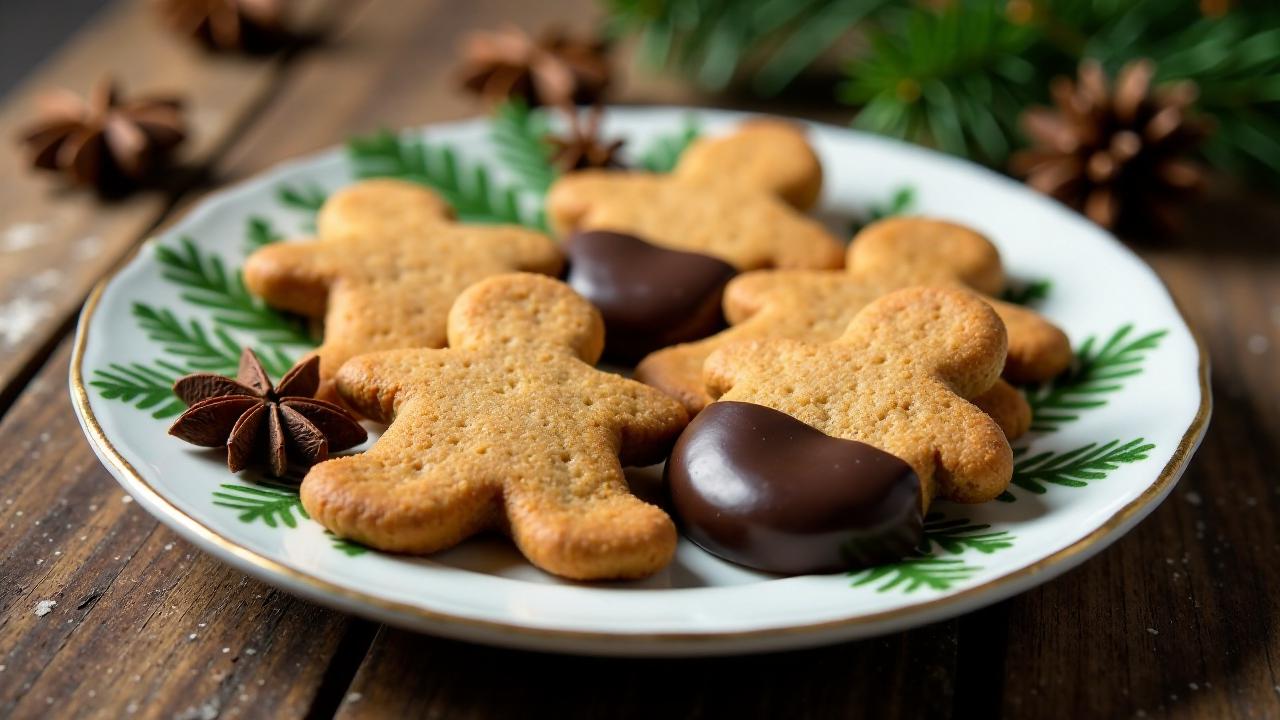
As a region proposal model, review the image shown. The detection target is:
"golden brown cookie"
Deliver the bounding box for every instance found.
[704,286,1014,507]
[635,217,1072,424]
[301,273,689,581]
[546,120,843,270]
[243,179,564,394]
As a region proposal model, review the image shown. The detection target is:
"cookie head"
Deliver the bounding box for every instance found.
[673,120,823,210]
[847,217,1004,295]
[446,270,605,363]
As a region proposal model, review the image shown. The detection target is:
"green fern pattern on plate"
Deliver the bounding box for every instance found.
[1011,439,1155,495]
[1026,325,1167,432]
[848,511,1015,593]
[90,361,189,419]
[635,116,700,172]
[490,100,557,193]
[212,483,309,528]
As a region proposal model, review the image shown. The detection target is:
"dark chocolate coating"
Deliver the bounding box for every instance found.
[564,230,737,362]
[666,401,923,575]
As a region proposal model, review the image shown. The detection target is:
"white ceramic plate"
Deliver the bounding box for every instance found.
[71,108,1210,656]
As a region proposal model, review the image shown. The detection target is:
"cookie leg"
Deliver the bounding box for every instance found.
[504,478,677,581]
[301,453,502,555]
[971,379,1032,440]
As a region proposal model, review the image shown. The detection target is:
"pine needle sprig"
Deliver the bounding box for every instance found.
[277,183,327,215]
[347,129,545,230]
[634,116,701,172]
[849,556,981,593]
[490,100,558,192]
[1000,279,1052,306]
[131,303,242,375]
[919,513,1014,555]
[89,361,188,418]
[153,237,314,353]
[605,0,891,95]
[245,216,283,254]
[1027,324,1166,432]
[840,0,1041,165]
[1011,438,1154,494]
[212,483,309,528]
[328,532,370,556]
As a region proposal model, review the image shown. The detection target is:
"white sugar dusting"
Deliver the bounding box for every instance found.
[34,599,56,616]
[0,296,52,346]
[72,235,103,261]
[2,223,44,252]
[1246,334,1269,355]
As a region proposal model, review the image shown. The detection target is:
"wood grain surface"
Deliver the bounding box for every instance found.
[0,1,1276,718]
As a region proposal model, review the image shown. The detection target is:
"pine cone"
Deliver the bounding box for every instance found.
[18,78,187,196]
[154,0,288,53]
[458,25,610,108]
[1012,59,1209,230]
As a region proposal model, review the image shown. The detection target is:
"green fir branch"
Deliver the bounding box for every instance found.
[1000,279,1052,306]
[1026,324,1166,432]
[850,184,916,235]
[849,556,981,593]
[327,532,370,557]
[131,303,242,375]
[245,216,284,254]
[1011,438,1154,494]
[212,483,309,528]
[635,116,701,172]
[840,0,1040,165]
[89,361,188,419]
[919,512,1014,555]
[490,100,558,192]
[154,237,313,355]
[347,129,545,230]
[277,183,327,215]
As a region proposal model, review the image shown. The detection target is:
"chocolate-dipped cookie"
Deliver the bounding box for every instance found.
[564,231,737,362]
[666,401,923,574]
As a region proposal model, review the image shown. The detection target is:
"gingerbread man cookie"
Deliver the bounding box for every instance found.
[636,217,1071,431]
[701,286,1014,507]
[243,179,564,393]
[546,120,843,271]
[301,273,688,581]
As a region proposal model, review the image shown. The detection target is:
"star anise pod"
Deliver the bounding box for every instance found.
[154,0,288,53]
[458,25,610,108]
[1011,59,1209,230]
[168,348,366,477]
[546,103,626,172]
[18,78,186,196]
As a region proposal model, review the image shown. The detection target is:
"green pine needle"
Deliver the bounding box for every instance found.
[1011,437,1154,494]
[919,512,1014,555]
[850,184,916,235]
[490,100,558,193]
[154,237,314,356]
[347,129,545,230]
[841,0,1039,165]
[327,532,370,556]
[1026,324,1166,432]
[245,216,284,254]
[849,556,981,593]
[89,361,188,419]
[131,303,242,375]
[277,183,327,215]
[1000,279,1052,306]
[212,483,309,528]
[635,117,701,172]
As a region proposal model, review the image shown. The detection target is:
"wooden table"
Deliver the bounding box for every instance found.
[1,1,1276,717]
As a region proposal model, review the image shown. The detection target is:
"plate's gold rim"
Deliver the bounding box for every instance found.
[70,232,1211,649]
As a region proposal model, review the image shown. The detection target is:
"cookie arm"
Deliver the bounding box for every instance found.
[243,240,336,317]
[986,298,1073,383]
[595,377,689,467]
[333,348,441,424]
[702,339,793,401]
[470,226,565,276]
[927,392,1014,503]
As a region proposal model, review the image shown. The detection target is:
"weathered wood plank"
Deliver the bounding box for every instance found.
[0,0,345,411]
[0,340,367,720]
[333,622,961,720]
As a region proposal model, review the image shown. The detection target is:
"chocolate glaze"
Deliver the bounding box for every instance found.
[666,401,923,575]
[564,230,737,362]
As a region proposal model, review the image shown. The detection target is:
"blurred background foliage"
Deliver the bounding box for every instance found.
[603,0,1280,183]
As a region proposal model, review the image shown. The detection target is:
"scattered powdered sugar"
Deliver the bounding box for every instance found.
[175,701,220,720]
[1146,627,1159,635]
[345,693,363,704]
[121,495,133,504]
[34,599,56,617]
[26,269,62,294]
[0,296,52,347]
[1183,491,1202,506]
[1246,334,1269,355]
[72,235,103,261]
[2,222,44,252]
